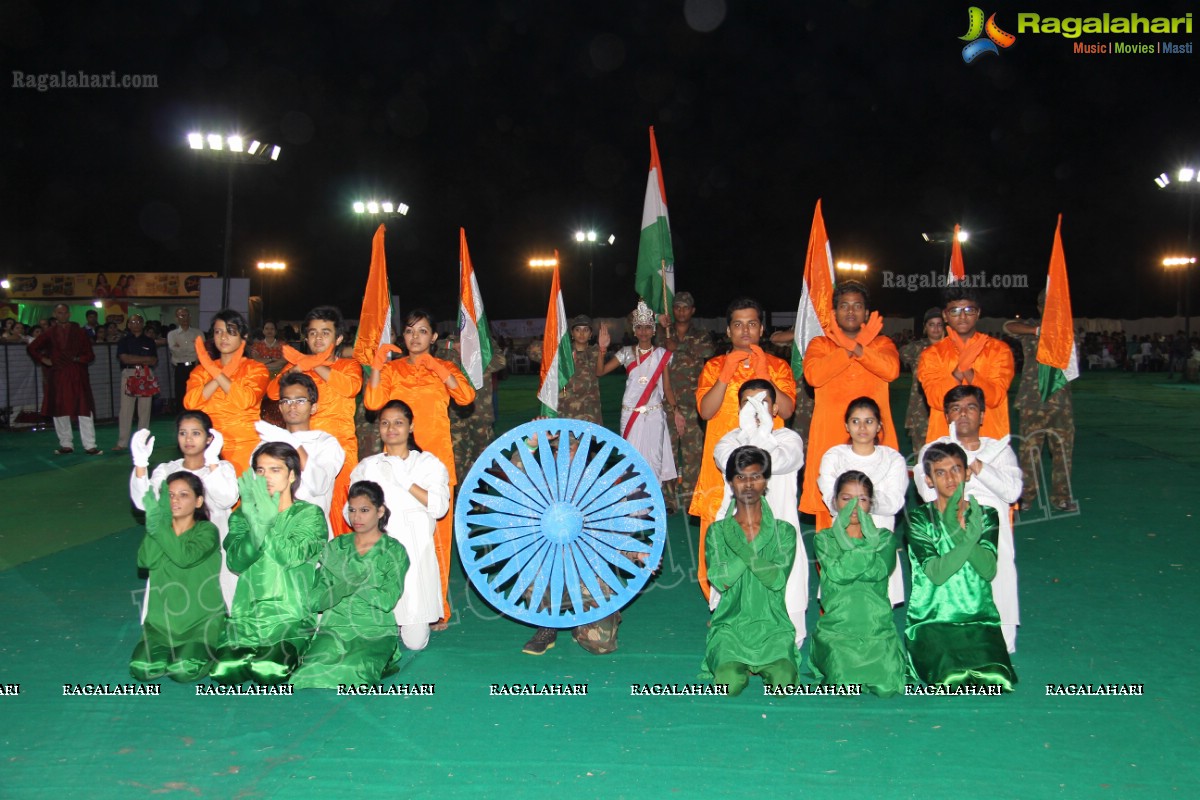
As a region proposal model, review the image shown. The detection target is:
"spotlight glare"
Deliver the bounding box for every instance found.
[353,202,366,214]
[398,203,409,216]
[227,135,244,152]
[206,133,223,151]
[1179,167,1195,182]
[367,202,380,214]
[270,145,281,161]
[187,132,204,149]
[381,202,394,213]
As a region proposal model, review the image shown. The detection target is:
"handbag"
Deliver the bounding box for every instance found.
[126,365,160,397]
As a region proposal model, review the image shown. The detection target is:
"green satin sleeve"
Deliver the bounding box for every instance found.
[911,506,978,585]
[368,541,410,613]
[137,531,162,570]
[706,518,749,591]
[146,520,219,569]
[265,503,327,568]
[963,504,999,581]
[223,510,263,574]
[310,542,355,614]
[816,526,896,585]
[744,517,794,592]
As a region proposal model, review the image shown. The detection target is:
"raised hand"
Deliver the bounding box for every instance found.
[859,312,884,345]
[204,429,225,466]
[131,429,155,468]
[143,485,167,531]
[413,352,452,381]
[238,471,279,534]
[372,343,404,372]
[255,420,300,448]
[220,342,245,377]
[597,323,611,352]
[748,345,770,379]
[718,352,741,383]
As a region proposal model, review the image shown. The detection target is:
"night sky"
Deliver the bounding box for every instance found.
[4,0,1198,324]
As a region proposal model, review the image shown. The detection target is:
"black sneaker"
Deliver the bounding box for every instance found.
[521,627,557,655]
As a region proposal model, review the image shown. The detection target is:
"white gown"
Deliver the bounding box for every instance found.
[711,425,809,647]
[350,451,450,627]
[817,444,910,606]
[615,347,678,483]
[916,436,1023,652]
[130,458,239,615]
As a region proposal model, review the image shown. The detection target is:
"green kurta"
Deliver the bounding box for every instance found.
[130,518,224,683]
[811,509,906,697]
[212,500,327,684]
[905,498,1017,691]
[701,500,799,684]
[291,534,411,690]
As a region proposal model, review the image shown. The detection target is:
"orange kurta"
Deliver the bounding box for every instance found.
[269,358,364,535]
[363,356,475,621]
[689,352,796,597]
[917,334,1014,443]
[799,334,900,529]
[184,360,269,475]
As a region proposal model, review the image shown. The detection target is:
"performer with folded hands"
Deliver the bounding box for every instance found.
[130,473,224,683]
[183,309,269,474]
[363,309,474,628]
[255,372,345,528]
[211,443,327,685]
[129,411,239,609]
[267,306,363,534]
[350,400,450,652]
[291,480,411,689]
[701,445,799,696]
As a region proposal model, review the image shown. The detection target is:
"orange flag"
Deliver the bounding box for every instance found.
[354,224,394,367]
[1036,214,1078,399]
[948,223,966,283]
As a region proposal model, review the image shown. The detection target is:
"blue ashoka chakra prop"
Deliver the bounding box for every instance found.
[454,418,667,628]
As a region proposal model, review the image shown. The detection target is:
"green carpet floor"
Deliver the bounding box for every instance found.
[0,371,1195,798]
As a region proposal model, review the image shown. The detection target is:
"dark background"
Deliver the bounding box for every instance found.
[3,0,1197,323]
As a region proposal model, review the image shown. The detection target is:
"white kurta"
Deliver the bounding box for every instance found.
[350,451,450,626]
[130,458,239,614]
[817,444,909,606]
[711,425,809,647]
[916,436,1023,651]
[255,430,344,529]
[615,346,678,483]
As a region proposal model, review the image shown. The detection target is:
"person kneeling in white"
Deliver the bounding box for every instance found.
[710,379,808,648]
[349,399,450,652]
[915,384,1022,653]
[254,372,344,526]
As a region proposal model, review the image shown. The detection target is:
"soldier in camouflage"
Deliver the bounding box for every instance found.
[530,315,604,424]
[899,307,946,451]
[657,292,714,506]
[1003,292,1077,512]
[441,335,507,480]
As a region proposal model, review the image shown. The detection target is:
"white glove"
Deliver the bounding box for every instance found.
[131,429,154,468]
[204,429,225,466]
[976,435,1011,464]
[255,420,300,449]
[386,455,414,492]
[751,394,774,440]
[737,399,759,435]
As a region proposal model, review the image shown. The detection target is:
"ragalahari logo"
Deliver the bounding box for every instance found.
[960,7,1017,62]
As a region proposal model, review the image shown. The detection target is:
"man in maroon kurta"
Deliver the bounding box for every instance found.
[26,304,101,454]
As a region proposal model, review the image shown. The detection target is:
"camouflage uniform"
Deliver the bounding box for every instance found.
[1013,329,1075,507]
[789,376,815,443]
[665,324,715,501]
[560,344,604,424]
[899,338,934,449]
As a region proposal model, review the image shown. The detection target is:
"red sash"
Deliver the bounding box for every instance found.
[622,349,672,439]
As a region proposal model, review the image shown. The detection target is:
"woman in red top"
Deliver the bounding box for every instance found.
[363,309,474,626]
[184,309,269,475]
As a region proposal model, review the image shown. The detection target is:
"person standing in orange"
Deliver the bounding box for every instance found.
[917,286,1014,442]
[268,306,363,535]
[184,309,269,475]
[800,281,900,530]
[691,298,796,599]
[363,309,475,627]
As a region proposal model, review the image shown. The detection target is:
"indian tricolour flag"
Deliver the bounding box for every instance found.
[354,224,393,368]
[634,126,675,319]
[537,253,574,417]
[790,200,837,380]
[457,227,492,389]
[1036,214,1079,400]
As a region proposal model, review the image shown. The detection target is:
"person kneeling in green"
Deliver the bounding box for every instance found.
[906,442,1017,691]
[292,480,411,689]
[212,442,327,685]
[131,472,224,683]
[811,471,906,697]
[701,445,799,696]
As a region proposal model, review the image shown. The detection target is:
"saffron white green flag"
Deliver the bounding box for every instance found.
[634,126,675,319]
[1036,214,1079,400]
[457,227,492,389]
[537,255,574,416]
[790,200,837,380]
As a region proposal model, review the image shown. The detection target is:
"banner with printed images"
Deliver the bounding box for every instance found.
[6,272,216,300]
